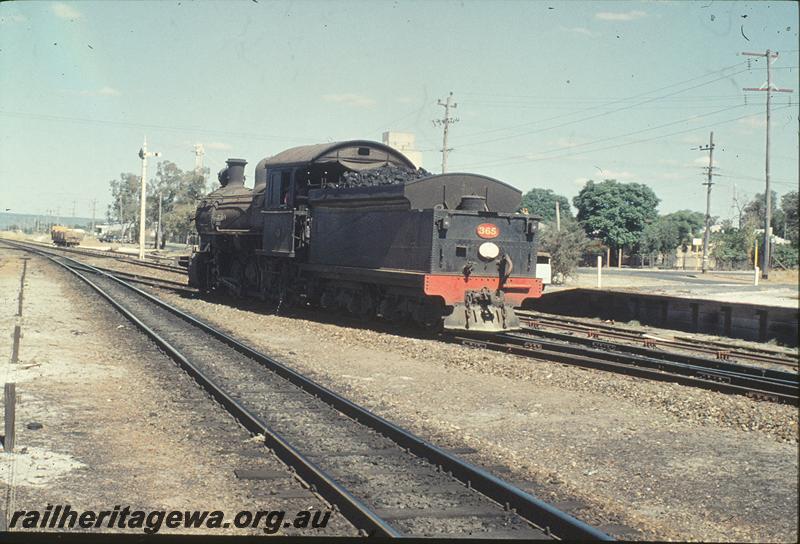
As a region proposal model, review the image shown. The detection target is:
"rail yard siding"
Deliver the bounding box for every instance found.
[524,289,799,347]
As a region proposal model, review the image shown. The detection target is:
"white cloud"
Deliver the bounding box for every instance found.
[573,177,591,187]
[205,142,232,151]
[558,26,597,37]
[52,2,82,20]
[322,93,376,108]
[593,169,636,180]
[80,86,121,97]
[595,10,647,21]
[0,13,28,24]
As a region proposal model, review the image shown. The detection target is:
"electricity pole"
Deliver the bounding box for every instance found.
[138,136,161,260]
[433,92,458,173]
[194,143,205,175]
[699,131,715,274]
[555,200,561,231]
[742,49,794,279]
[90,199,97,234]
[154,192,162,250]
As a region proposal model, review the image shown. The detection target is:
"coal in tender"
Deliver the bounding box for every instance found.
[333,165,432,188]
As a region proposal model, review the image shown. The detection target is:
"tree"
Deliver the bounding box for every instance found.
[662,210,705,250]
[639,217,679,259]
[538,217,588,283]
[781,191,798,247]
[107,172,141,241]
[711,220,756,270]
[742,190,785,235]
[520,188,572,223]
[107,162,209,246]
[573,179,659,260]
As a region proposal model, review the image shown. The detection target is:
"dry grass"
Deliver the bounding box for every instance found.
[763,268,799,284]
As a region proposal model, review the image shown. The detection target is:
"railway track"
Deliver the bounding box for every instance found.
[516,310,798,369]
[2,240,609,540]
[12,238,188,274]
[453,331,798,405]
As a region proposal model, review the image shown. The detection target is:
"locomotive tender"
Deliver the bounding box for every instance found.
[189,140,543,332]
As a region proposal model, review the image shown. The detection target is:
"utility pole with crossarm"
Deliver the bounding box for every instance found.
[741,50,794,279]
[433,92,459,173]
[699,131,716,274]
[138,136,161,260]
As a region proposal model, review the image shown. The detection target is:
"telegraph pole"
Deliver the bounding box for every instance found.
[742,49,794,279]
[194,143,205,175]
[433,92,458,173]
[699,131,715,274]
[90,199,97,233]
[138,136,161,260]
[555,201,561,231]
[154,192,162,250]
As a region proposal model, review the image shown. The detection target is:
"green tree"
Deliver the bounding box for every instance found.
[780,191,798,247]
[539,217,588,282]
[772,244,799,268]
[662,210,705,250]
[742,190,785,235]
[520,188,572,222]
[573,179,660,260]
[107,172,140,241]
[711,220,756,270]
[639,217,679,259]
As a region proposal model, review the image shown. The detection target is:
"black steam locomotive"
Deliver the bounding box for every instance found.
[189,140,542,332]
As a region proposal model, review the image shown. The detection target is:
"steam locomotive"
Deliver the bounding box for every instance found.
[188,140,543,332]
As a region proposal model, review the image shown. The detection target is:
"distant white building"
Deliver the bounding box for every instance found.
[382,131,423,168]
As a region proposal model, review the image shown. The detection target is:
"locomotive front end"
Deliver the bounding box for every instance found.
[423,195,542,332]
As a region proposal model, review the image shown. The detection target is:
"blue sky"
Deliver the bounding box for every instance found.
[1,0,797,221]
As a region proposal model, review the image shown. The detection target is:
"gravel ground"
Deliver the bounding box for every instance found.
[81,271,545,538]
[6,242,798,540]
[0,248,352,536]
[139,290,799,542]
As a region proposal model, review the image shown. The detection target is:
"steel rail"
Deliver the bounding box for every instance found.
[501,333,798,400]
[518,327,797,384]
[44,253,401,538]
[526,317,798,367]
[3,240,610,540]
[67,262,196,294]
[458,333,797,404]
[517,311,798,366]
[89,263,609,540]
[16,238,186,273]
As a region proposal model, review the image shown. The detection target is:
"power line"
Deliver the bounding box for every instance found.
[457,102,749,169]
[455,104,795,170]
[455,62,750,145]
[0,110,311,144]
[457,60,749,102]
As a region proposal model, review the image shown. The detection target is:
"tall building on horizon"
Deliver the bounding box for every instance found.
[382,131,422,168]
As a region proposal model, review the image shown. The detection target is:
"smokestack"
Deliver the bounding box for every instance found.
[218,158,248,187]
